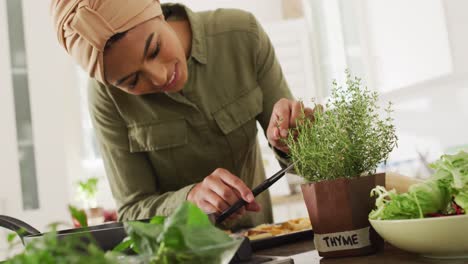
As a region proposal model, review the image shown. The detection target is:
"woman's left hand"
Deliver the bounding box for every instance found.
[267,98,314,154]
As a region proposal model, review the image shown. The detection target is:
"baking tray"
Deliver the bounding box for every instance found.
[250,228,314,251]
[229,237,294,264]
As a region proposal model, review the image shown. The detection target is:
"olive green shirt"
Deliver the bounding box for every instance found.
[88,4,292,229]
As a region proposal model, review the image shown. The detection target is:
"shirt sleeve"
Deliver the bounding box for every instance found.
[88,80,195,221]
[251,15,294,166]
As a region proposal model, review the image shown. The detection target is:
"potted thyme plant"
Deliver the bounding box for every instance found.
[286,71,397,257]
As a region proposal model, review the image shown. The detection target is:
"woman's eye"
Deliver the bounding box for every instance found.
[128,74,139,90]
[150,40,161,59]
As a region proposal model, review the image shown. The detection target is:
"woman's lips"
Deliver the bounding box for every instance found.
[161,63,179,92]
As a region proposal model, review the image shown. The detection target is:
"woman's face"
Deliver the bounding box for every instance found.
[104,17,188,95]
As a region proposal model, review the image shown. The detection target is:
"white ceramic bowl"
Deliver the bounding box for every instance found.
[370,214,468,259]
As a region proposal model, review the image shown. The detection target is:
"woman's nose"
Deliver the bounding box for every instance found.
[143,62,167,86]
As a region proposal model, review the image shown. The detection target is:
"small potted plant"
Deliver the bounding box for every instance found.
[286,71,397,258]
[73,177,104,226]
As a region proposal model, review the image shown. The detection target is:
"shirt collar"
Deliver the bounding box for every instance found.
[162,3,207,65]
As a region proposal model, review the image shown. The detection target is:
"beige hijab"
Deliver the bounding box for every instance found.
[51,0,163,84]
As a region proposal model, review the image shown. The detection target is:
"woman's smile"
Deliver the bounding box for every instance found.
[161,62,179,92]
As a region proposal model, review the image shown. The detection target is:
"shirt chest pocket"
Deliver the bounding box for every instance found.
[127,119,188,153]
[212,86,263,162]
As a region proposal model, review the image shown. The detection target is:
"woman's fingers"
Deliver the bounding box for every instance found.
[245,201,261,212]
[187,168,260,219]
[197,199,219,214]
[206,173,242,206]
[267,99,322,155]
[213,168,254,203]
[267,99,296,153]
[203,189,230,212]
[289,101,303,128]
[270,99,292,137]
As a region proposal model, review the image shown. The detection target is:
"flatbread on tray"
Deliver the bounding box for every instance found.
[243,217,312,240]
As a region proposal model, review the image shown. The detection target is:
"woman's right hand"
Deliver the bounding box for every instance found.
[187,168,261,221]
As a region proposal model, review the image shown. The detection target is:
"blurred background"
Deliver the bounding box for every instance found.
[1,0,468,258]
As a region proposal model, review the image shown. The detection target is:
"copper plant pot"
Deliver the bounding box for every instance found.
[301,173,385,258]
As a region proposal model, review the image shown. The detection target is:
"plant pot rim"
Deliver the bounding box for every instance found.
[300,172,386,186]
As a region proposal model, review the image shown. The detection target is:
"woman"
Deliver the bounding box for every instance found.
[51,0,313,229]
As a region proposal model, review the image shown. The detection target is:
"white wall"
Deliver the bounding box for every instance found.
[365,0,452,93]
[0,0,84,228]
[22,0,85,224]
[443,0,468,74]
[1,2,86,257]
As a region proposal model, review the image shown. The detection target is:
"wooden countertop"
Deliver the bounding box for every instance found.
[256,240,468,264]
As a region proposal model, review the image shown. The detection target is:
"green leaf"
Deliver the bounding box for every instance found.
[125,220,164,255]
[112,237,134,253]
[78,177,99,196]
[409,180,451,216]
[68,205,88,227]
[369,179,453,220]
[121,202,242,263]
[150,215,166,225]
[76,177,99,208]
[369,186,420,220]
[7,233,16,243]
[431,151,468,188]
[454,191,468,211]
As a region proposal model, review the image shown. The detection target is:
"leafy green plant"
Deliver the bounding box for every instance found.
[4,226,116,264]
[69,205,88,227]
[115,202,241,264]
[4,202,240,264]
[76,177,99,209]
[286,70,397,182]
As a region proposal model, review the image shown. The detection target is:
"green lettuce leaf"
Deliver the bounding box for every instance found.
[408,180,451,216]
[369,186,420,220]
[430,151,468,211]
[370,151,468,220]
[454,191,468,211]
[369,181,451,220]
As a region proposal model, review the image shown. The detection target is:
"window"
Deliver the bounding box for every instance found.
[306,0,452,95]
[6,0,39,210]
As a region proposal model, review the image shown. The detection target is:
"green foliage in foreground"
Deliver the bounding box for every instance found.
[115,202,241,264]
[5,230,114,264]
[4,202,240,264]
